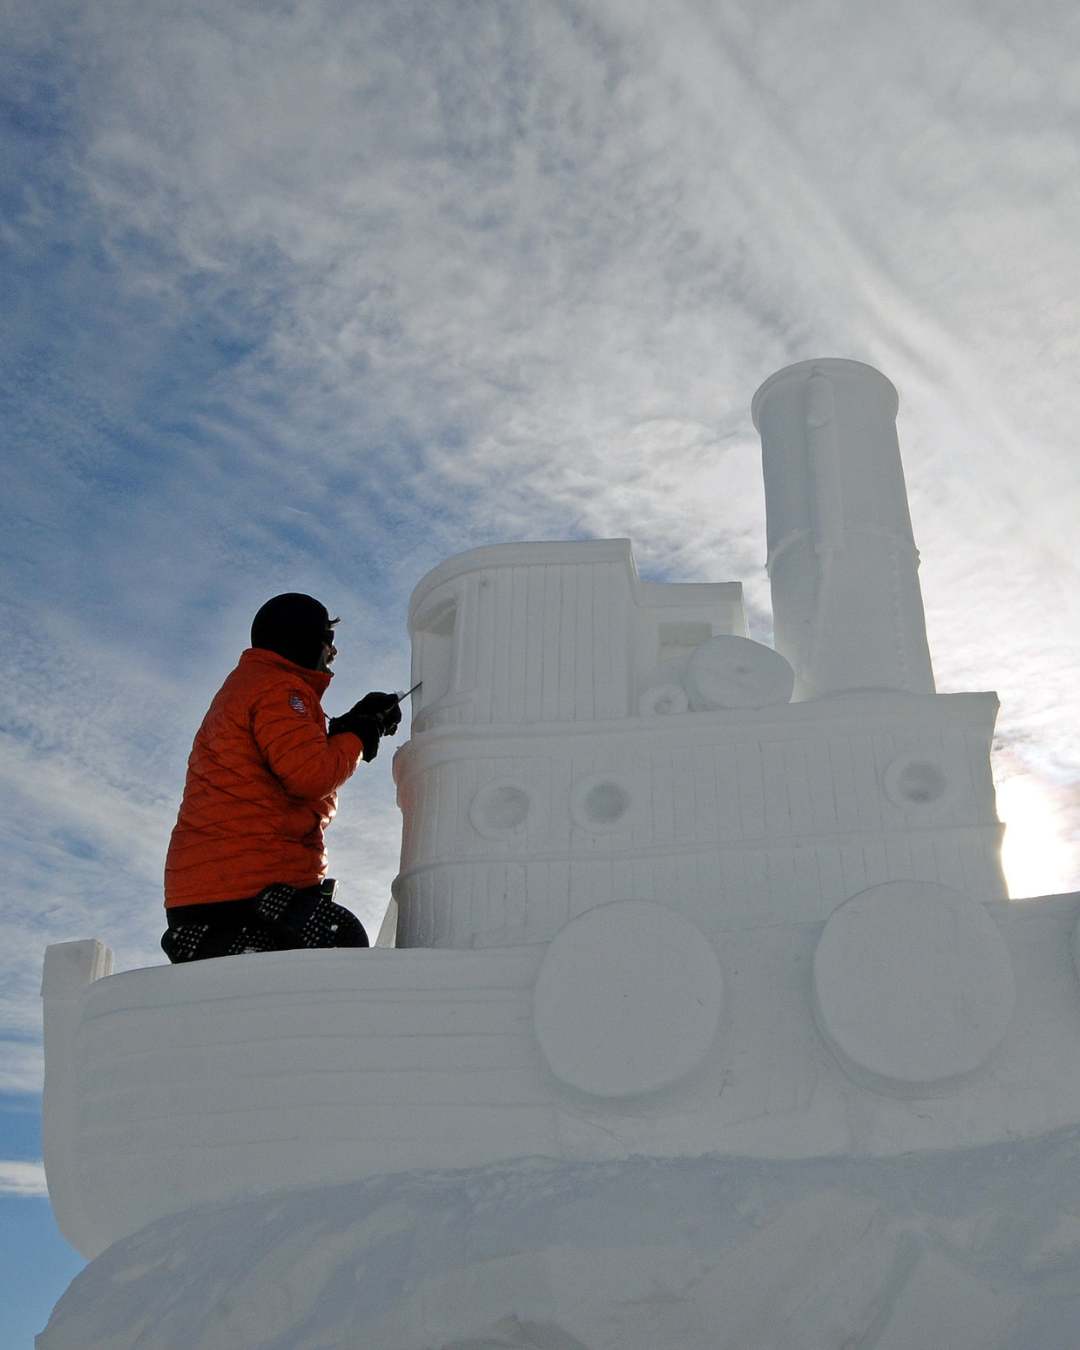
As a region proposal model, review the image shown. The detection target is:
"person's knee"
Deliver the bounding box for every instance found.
[161,921,285,962]
[163,886,369,960]
[161,924,211,963]
[327,903,368,948]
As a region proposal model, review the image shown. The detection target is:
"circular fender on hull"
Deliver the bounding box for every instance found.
[684,635,794,710]
[532,901,723,1098]
[813,881,1015,1095]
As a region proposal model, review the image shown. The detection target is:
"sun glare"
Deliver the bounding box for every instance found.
[997,772,1077,901]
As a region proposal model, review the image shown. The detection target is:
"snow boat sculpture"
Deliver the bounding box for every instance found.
[40,360,1080,1350]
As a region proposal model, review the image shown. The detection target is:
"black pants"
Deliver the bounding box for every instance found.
[162,880,369,963]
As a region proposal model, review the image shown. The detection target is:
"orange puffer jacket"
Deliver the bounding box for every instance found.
[164,648,364,907]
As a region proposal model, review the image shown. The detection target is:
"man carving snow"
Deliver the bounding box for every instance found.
[161,592,401,963]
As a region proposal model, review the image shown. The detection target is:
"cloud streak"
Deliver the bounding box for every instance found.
[0,1160,48,1198]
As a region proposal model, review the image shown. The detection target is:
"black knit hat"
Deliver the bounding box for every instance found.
[250,593,332,671]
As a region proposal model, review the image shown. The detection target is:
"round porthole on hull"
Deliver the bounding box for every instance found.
[570,774,635,833]
[469,780,531,840]
[883,753,952,809]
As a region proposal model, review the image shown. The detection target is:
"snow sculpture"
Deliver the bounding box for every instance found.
[39,359,1080,1350]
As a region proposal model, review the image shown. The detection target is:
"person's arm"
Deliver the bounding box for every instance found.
[250,686,364,800]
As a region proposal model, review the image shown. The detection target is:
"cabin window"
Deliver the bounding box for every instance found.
[415,596,457,708]
[658,621,713,666]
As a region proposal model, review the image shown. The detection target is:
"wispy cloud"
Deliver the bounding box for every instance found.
[0,1042,46,1096]
[2,0,1078,1091]
[0,1160,48,1198]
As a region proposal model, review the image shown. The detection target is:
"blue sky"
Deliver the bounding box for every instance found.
[3,0,1080,1340]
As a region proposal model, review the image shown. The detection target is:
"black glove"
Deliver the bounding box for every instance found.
[327,710,382,761]
[353,690,402,736]
[327,692,401,762]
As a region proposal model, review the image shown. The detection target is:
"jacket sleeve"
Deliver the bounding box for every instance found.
[250,685,364,801]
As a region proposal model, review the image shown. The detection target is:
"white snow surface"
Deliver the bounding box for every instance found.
[42,889,1080,1262]
[38,1130,1080,1350]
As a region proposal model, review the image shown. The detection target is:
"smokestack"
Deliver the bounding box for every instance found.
[751,358,934,700]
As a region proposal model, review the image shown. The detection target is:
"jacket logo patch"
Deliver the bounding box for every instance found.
[289,693,308,715]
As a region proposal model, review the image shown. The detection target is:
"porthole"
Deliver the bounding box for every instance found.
[571,774,635,833]
[469,780,531,840]
[883,753,952,809]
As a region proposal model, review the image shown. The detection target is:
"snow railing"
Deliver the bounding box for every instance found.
[41,939,114,1256]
